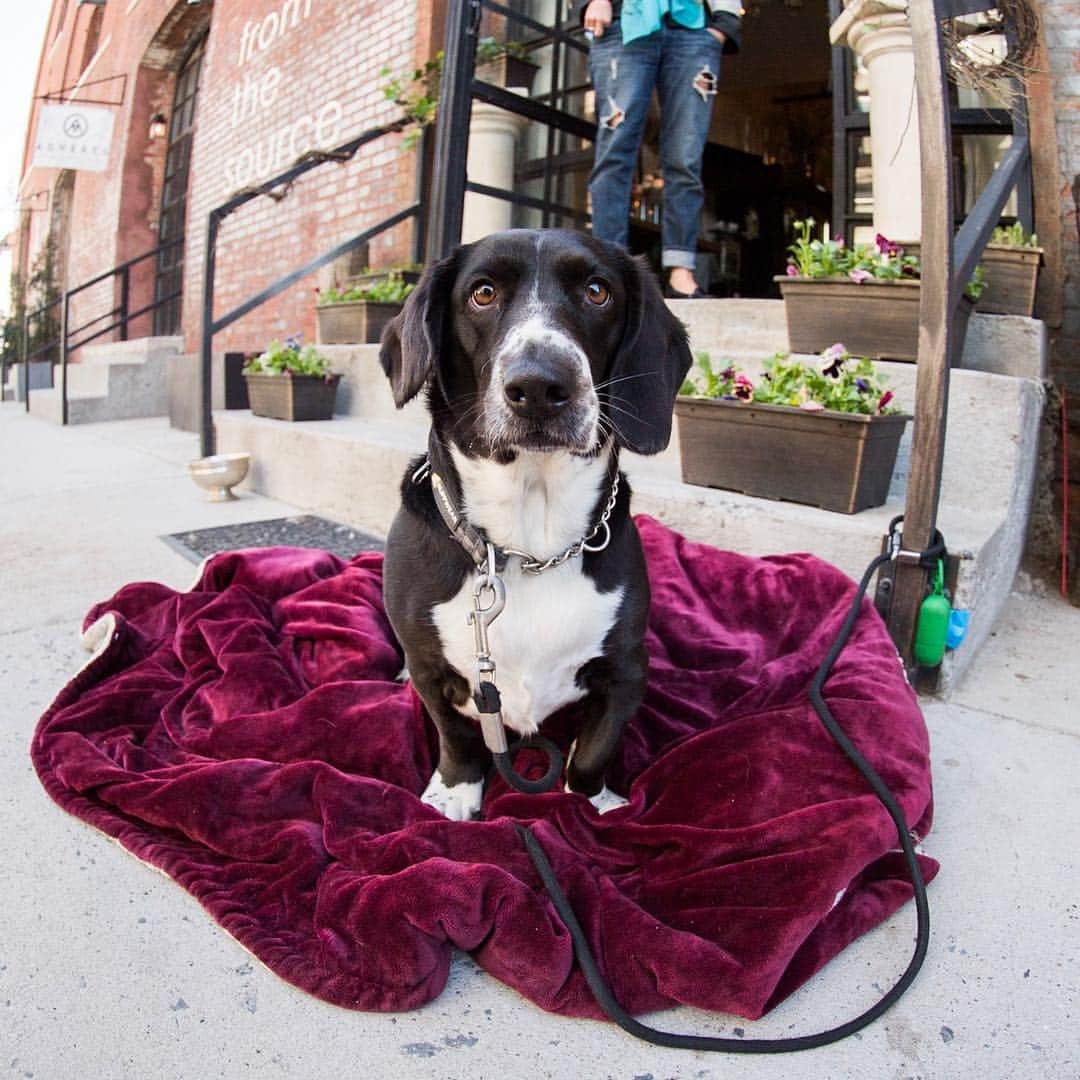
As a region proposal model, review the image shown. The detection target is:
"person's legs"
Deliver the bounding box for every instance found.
[588,25,661,249]
[656,25,722,287]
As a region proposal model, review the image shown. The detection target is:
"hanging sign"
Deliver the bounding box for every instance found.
[32,104,115,172]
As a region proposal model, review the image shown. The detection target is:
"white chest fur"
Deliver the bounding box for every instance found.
[431,448,624,736]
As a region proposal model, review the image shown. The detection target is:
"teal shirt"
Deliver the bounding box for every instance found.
[621,0,706,44]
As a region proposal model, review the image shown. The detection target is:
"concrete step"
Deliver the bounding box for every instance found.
[213,300,1045,694]
[668,298,1047,380]
[29,337,183,425]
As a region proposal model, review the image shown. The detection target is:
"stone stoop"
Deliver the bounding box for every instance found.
[213,301,1046,695]
[28,337,183,425]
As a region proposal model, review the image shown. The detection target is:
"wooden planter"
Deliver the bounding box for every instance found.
[244,372,341,421]
[476,55,540,94]
[674,396,911,514]
[346,269,421,292]
[776,276,974,363]
[976,244,1042,316]
[316,301,402,345]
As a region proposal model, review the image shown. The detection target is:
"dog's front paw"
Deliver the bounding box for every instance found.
[565,781,629,814]
[421,772,484,821]
[588,786,629,814]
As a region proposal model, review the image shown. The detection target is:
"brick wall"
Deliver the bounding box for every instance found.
[182,0,427,355]
[1041,0,1080,393]
[1037,0,1080,597]
[16,0,434,357]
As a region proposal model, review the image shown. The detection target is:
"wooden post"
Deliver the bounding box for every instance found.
[887,0,954,665]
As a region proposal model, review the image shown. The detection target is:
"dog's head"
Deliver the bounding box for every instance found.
[379,229,692,456]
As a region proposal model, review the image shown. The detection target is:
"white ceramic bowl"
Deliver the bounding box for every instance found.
[187,453,250,502]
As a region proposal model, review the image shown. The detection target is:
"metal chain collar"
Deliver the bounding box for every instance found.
[502,470,620,574]
[418,458,620,575]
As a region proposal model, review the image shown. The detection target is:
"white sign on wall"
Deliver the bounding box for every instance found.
[32,104,115,172]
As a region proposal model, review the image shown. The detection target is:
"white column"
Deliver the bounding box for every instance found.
[831,0,922,243]
[461,102,529,244]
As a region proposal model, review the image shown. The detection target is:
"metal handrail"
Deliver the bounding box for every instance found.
[198,118,425,457]
[20,238,184,422]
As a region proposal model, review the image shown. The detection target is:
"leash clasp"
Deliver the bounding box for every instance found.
[469,544,505,650]
[469,544,509,754]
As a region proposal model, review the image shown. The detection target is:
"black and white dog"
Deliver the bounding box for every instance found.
[379,229,691,821]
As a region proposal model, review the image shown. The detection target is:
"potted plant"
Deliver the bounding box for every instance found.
[674,345,911,514]
[347,262,422,293]
[775,220,984,362]
[475,36,539,95]
[315,270,416,345]
[380,38,539,153]
[975,223,1042,317]
[243,336,341,421]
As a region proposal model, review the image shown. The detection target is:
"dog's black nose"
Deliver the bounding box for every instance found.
[504,372,571,417]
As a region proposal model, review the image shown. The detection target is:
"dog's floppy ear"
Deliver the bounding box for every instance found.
[379,249,461,408]
[607,255,693,455]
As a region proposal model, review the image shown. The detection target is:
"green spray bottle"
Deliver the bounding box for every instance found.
[913,559,951,667]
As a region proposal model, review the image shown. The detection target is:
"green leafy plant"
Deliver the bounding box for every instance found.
[786,218,984,301]
[243,335,336,378]
[681,345,900,416]
[990,222,1039,248]
[3,234,62,370]
[318,269,416,306]
[381,37,530,150]
[476,36,527,65]
[381,53,444,149]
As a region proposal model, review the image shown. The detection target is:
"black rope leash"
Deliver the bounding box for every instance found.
[512,543,932,1053]
[491,736,564,795]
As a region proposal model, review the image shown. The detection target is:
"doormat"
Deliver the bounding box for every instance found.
[163,515,384,564]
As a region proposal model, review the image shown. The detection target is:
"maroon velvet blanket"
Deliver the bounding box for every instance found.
[32,516,936,1020]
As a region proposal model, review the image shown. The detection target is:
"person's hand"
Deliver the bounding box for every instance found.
[584,0,613,38]
[708,28,727,45]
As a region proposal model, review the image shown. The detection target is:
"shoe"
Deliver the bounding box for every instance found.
[664,284,707,299]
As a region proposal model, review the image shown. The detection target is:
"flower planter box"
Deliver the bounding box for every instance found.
[674,396,911,514]
[316,301,402,345]
[244,372,341,422]
[976,244,1042,316]
[476,55,540,94]
[346,269,422,292]
[775,276,974,363]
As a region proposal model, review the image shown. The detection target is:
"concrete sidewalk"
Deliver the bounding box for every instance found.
[2,404,1076,1080]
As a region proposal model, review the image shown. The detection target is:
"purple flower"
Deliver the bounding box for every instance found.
[733,374,754,401]
[875,233,901,257]
[721,366,736,381]
[856,378,870,392]
[848,268,872,284]
[786,264,799,277]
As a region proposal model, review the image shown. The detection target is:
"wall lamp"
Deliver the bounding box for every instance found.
[149,113,169,140]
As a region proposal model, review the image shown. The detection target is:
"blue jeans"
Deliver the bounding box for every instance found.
[588,19,722,269]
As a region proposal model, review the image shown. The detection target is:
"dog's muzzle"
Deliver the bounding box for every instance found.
[494,348,598,451]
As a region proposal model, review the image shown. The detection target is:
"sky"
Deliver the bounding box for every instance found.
[1,1,51,312]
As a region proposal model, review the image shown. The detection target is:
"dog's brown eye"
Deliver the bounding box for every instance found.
[585,279,611,306]
[471,282,497,307]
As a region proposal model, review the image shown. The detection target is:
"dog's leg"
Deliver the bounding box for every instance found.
[411,669,490,821]
[565,663,644,813]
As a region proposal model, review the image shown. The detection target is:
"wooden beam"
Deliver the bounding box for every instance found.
[888,0,955,666]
